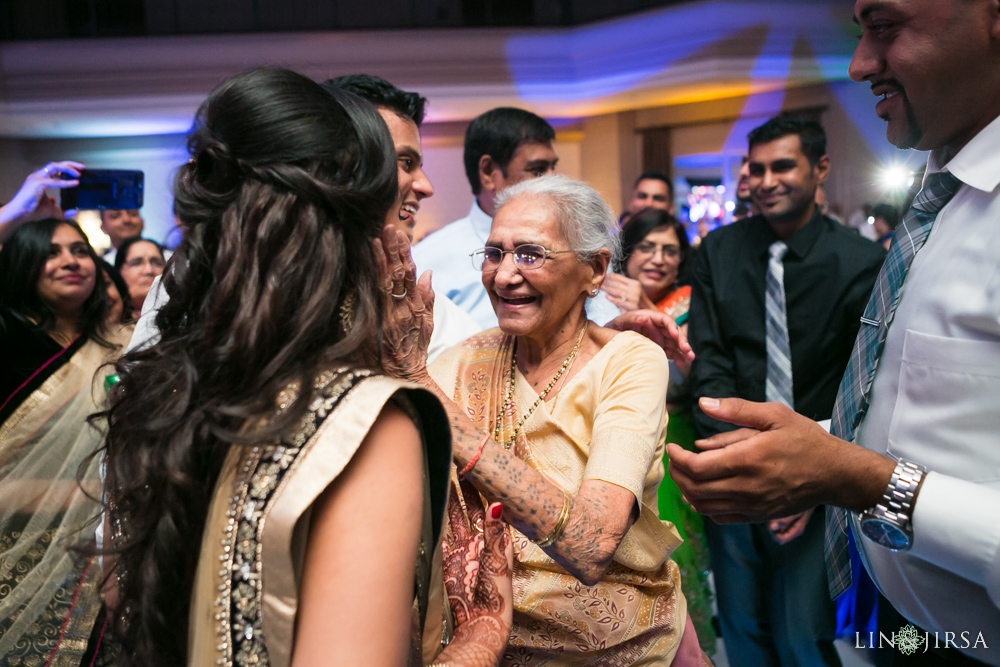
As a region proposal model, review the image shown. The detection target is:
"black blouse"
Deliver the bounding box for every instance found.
[0,308,84,424]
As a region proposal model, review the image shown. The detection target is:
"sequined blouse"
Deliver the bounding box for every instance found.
[187,369,452,667]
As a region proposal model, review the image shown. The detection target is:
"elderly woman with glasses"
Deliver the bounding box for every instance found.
[378,175,704,666]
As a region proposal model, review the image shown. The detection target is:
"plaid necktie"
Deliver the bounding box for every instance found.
[824,171,963,599]
[765,241,794,408]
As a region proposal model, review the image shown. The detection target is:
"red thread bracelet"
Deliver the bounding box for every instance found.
[459,434,491,477]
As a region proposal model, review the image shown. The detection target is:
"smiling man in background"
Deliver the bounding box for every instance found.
[326,75,481,360]
[100,209,144,263]
[626,171,675,217]
[687,115,884,666]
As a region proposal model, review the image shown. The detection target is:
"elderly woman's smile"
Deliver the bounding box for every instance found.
[495,290,538,307]
[484,194,598,342]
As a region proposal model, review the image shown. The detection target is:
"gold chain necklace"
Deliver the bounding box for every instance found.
[493,322,588,450]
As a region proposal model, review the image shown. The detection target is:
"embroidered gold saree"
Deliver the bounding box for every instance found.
[429,329,689,666]
[0,328,126,666]
[187,369,452,667]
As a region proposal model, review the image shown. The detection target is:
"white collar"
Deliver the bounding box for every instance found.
[928,112,1000,193]
[467,199,493,242]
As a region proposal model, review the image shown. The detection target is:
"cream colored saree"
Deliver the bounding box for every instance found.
[430,329,690,666]
[0,332,124,666]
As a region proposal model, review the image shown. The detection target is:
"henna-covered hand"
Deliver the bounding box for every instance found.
[373,227,435,383]
[435,479,513,667]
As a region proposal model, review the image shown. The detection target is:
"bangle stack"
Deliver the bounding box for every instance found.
[535,491,572,548]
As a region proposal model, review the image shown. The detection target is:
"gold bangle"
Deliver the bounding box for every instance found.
[535,491,571,548]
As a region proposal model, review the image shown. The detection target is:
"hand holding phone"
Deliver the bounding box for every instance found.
[60,169,144,211]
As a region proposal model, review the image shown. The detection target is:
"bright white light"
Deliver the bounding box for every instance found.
[716,185,726,194]
[76,210,112,255]
[725,201,736,212]
[867,216,875,225]
[880,165,914,191]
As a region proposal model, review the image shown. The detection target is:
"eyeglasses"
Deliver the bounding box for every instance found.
[632,242,681,260]
[470,244,575,272]
[124,256,165,270]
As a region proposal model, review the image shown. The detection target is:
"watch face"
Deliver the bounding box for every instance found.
[861,518,909,551]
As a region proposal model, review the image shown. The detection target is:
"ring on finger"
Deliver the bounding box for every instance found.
[391,288,408,299]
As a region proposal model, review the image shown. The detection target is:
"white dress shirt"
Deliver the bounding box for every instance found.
[412,199,623,330]
[854,112,1000,661]
[412,200,497,329]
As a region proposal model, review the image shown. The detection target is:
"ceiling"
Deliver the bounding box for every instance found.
[3,0,693,39]
[0,0,860,138]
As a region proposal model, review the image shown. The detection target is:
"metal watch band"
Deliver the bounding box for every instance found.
[866,459,926,531]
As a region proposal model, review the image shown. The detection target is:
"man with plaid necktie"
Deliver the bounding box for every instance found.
[670,1,1000,663]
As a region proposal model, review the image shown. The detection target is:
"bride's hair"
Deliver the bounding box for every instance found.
[101,66,396,665]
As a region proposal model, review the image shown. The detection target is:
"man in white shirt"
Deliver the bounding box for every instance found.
[100,209,145,264]
[326,75,480,361]
[412,107,621,329]
[130,75,480,362]
[667,1,1000,663]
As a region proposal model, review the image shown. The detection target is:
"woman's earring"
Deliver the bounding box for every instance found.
[339,291,357,334]
[590,288,599,296]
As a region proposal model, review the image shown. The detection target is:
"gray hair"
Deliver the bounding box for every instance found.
[494,175,622,266]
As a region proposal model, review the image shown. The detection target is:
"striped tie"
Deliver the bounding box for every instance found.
[824,171,963,599]
[766,241,794,409]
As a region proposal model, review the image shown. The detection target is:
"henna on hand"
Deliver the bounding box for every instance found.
[373,227,435,382]
[437,480,513,667]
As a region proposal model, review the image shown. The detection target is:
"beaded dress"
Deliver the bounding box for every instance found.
[186,368,451,667]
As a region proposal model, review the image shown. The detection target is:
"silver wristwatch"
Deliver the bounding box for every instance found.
[859,459,926,551]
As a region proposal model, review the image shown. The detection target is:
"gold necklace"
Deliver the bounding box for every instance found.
[493,322,588,450]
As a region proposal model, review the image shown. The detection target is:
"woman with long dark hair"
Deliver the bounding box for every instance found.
[101,67,511,667]
[0,217,125,665]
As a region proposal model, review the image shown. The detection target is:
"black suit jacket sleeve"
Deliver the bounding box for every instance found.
[688,240,740,438]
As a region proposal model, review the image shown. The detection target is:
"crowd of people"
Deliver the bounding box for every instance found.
[0,0,997,665]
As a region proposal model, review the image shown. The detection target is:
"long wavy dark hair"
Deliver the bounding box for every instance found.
[101,67,396,665]
[0,217,111,345]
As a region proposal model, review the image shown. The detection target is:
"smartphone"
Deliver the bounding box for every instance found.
[60,169,144,210]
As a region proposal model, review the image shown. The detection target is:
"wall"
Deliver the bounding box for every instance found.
[0,126,582,247]
[1,79,924,249]
[3,0,923,246]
